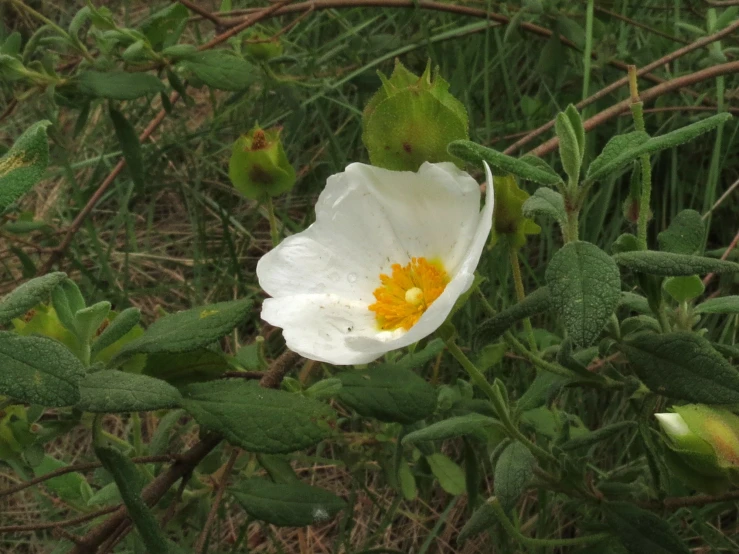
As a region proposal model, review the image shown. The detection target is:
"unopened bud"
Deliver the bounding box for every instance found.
[491,175,540,249]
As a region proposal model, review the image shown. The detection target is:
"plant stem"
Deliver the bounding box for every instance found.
[628,65,652,251]
[487,497,610,548]
[508,246,537,352]
[565,205,579,242]
[444,339,555,463]
[582,0,595,101]
[504,331,575,379]
[265,196,280,246]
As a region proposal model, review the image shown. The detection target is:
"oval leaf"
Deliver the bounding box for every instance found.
[546,241,621,346]
[614,251,739,276]
[621,332,739,404]
[657,209,704,255]
[0,272,66,325]
[696,296,739,315]
[180,51,253,91]
[0,332,84,407]
[402,414,501,445]
[522,188,567,227]
[114,298,253,360]
[76,71,165,100]
[0,120,51,210]
[181,380,335,454]
[426,453,465,495]
[336,366,436,424]
[231,478,345,527]
[495,440,536,513]
[77,371,182,413]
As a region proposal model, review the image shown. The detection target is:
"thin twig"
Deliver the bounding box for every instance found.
[197,0,292,51]
[0,455,174,498]
[194,448,241,553]
[703,228,739,287]
[179,0,226,26]
[0,506,118,533]
[528,61,739,157]
[640,488,739,510]
[504,19,739,154]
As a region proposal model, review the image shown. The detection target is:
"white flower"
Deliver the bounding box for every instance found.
[256,161,494,365]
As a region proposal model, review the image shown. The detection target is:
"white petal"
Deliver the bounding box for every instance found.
[317,162,481,272]
[655,413,690,437]
[261,295,382,365]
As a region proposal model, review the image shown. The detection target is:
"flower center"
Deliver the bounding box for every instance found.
[368,257,449,331]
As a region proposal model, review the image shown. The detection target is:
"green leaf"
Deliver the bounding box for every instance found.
[91,307,140,358]
[448,140,563,186]
[0,272,66,325]
[76,71,165,100]
[586,131,649,182]
[109,108,145,190]
[696,296,739,314]
[179,51,253,91]
[605,502,690,554]
[560,421,634,452]
[139,3,188,49]
[546,241,621,346]
[458,502,497,543]
[392,338,445,371]
[619,292,651,314]
[113,298,253,360]
[426,453,465,495]
[231,479,346,527]
[33,455,92,509]
[51,278,85,334]
[494,441,536,513]
[75,301,111,344]
[336,366,437,424]
[522,187,567,227]
[303,378,342,400]
[77,371,182,413]
[587,115,732,183]
[612,233,639,254]
[472,287,551,349]
[0,332,84,407]
[181,380,335,453]
[658,209,704,254]
[614,251,739,276]
[398,460,418,500]
[516,372,571,413]
[621,332,739,404]
[564,104,585,160]
[663,275,704,302]
[96,446,170,554]
[144,349,231,385]
[555,111,581,183]
[402,414,502,445]
[0,120,51,210]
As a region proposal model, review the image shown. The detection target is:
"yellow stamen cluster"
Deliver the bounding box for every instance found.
[369,257,448,331]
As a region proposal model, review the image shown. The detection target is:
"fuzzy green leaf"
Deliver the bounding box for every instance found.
[658,209,704,255]
[402,414,502,445]
[96,446,171,554]
[495,441,536,513]
[696,296,739,315]
[231,479,346,527]
[0,332,84,407]
[560,421,634,452]
[76,71,165,100]
[614,251,739,276]
[180,51,253,91]
[0,120,51,210]
[546,242,621,346]
[472,287,551,349]
[114,298,252,360]
[75,301,111,344]
[181,380,335,453]
[619,292,651,314]
[91,307,140,358]
[426,453,465,495]
[663,275,704,302]
[0,272,66,325]
[555,111,581,183]
[448,141,563,186]
[586,131,649,182]
[77,371,182,413]
[142,349,231,386]
[564,104,585,160]
[621,332,739,404]
[336,366,436,424]
[605,502,690,554]
[522,187,567,227]
[109,108,145,190]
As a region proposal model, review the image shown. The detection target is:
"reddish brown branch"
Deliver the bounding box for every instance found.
[194,448,241,553]
[640,488,739,510]
[0,506,118,533]
[528,61,739,157]
[504,19,739,154]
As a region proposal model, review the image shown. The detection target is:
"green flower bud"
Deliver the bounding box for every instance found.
[656,406,739,491]
[244,31,283,61]
[361,59,469,171]
[491,174,541,249]
[229,125,296,201]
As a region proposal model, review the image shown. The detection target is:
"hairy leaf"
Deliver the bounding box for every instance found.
[614,251,739,276]
[658,209,704,255]
[77,371,182,413]
[0,272,66,325]
[0,120,51,210]
[495,441,536,513]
